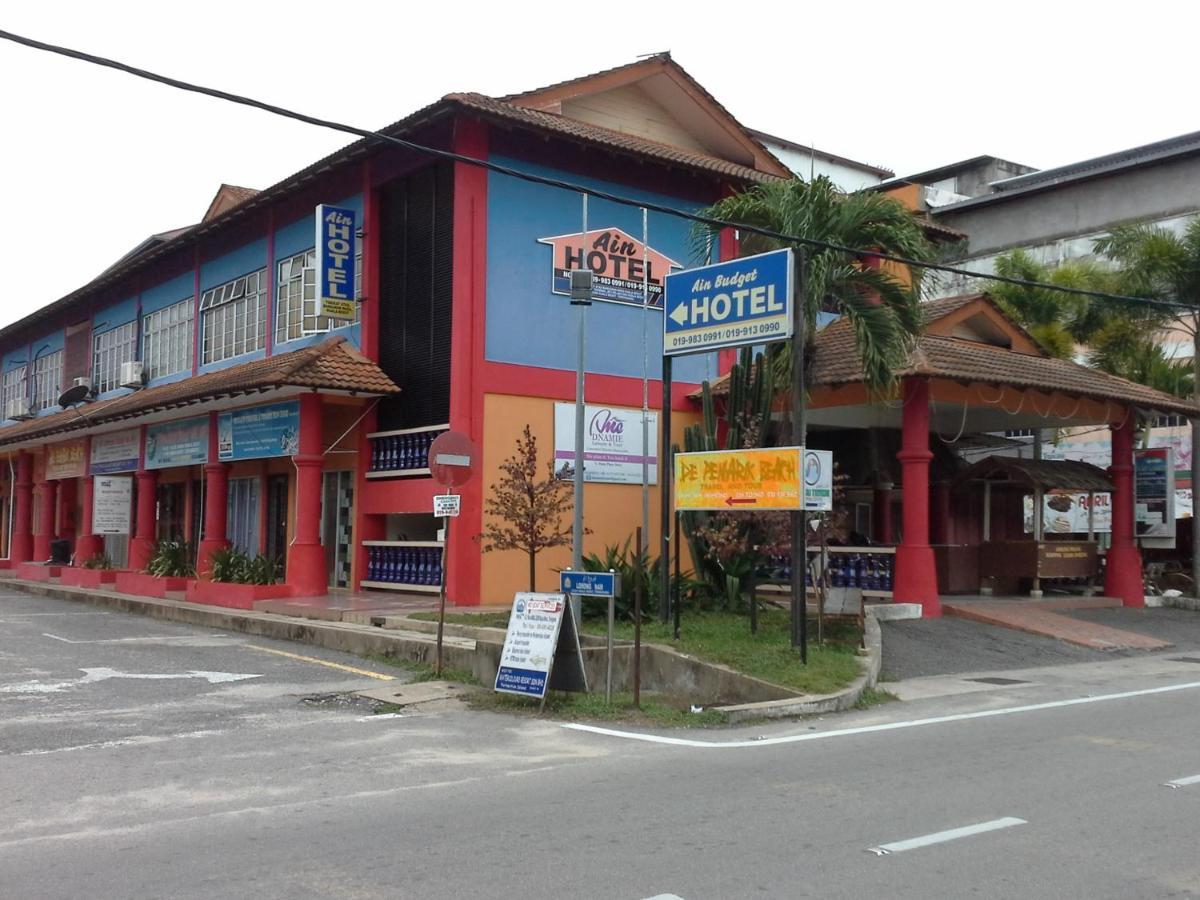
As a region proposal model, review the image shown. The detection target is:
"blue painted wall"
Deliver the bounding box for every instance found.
[91,296,139,335]
[200,238,269,290]
[485,158,719,383]
[142,272,195,316]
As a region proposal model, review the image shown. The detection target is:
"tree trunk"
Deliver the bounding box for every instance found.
[529,548,537,593]
[1192,323,1199,597]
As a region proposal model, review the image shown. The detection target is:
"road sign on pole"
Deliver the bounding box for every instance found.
[663,247,793,356]
[428,430,476,676]
[673,447,832,512]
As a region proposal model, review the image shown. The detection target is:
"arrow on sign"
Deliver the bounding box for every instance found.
[669,303,689,326]
[726,497,757,507]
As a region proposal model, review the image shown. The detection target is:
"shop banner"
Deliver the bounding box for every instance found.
[218,400,300,461]
[1136,447,1175,544]
[538,227,681,307]
[45,439,86,480]
[674,446,805,512]
[553,403,658,485]
[315,204,357,320]
[90,429,140,474]
[93,475,132,535]
[146,417,209,470]
[1025,491,1113,534]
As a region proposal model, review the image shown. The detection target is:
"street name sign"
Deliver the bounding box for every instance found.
[494,593,588,698]
[559,570,619,597]
[433,494,461,518]
[663,247,793,356]
[674,446,833,512]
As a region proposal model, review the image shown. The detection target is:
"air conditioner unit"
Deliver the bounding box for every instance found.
[73,376,94,396]
[119,361,145,389]
[9,400,32,420]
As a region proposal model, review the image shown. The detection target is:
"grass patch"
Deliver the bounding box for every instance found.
[408,612,511,629]
[359,651,478,686]
[468,689,728,728]
[580,608,863,696]
[854,687,899,710]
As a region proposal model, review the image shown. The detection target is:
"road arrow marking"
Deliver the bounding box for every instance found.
[669,304,689,325]
[0,668,261,694]
[1164,774,1200,789]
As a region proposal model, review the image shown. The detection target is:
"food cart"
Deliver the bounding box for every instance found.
[956,456,1113,597]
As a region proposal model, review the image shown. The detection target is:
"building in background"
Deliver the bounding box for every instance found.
[747,129,892,191]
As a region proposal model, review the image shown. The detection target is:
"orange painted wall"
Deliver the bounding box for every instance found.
[478,393,700,604]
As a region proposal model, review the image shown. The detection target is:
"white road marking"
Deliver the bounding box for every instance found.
[1163,774,1200,789]
[0,667,261,694]
[42,632,232,645]
[14,730,225,756]
[355,713,410,721]
[642,895,686,899]
[561,679,1200,749]
[0,611,111,618]
[868,817,1026,856]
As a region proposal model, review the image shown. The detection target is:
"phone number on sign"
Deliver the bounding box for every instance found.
[669,320,785,348]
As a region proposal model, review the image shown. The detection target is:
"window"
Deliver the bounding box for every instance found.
[143,298,194,380]
[1005,428,1036,438]
[227,477,260,555]
[92,321,138,393]
[32,350,62,411]
[200,269,267,364]
[1154,414,1188,428]
[2,365,27,419]
[274,234,362,345]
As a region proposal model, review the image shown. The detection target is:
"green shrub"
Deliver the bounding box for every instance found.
[209,547,280,585]
[579,537,707,621]
[145,540,196,578]
[81,553,113,571]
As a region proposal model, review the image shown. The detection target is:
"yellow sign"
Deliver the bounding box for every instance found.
[318,298,357,321]
[45,438,87,480]
[674,447,802,511]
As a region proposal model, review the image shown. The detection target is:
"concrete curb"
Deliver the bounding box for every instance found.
[713,613,883,724]
[1158,595,1200,611]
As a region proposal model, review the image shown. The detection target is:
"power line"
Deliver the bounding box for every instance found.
[0,26,1194,315]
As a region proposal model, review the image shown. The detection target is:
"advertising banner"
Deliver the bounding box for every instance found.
[90,429,140,475]
[218,401,300,461]
[494,593,568,699]
[553,403,658,485]
[45,439,86,480]
[1136,447,1175,544]
[146,417,209,469]
[674,446,804,512]
[315,204,357,320]
[538,227,681,307]
[1025,491,1113,534]
[93,475,133,535]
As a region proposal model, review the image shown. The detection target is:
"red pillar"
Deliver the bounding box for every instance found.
[288,393,326,596]
[75,474,101,562]
[198,412,229,577]
[11,452,34,563]
[34,478,58,562]
[874,484,894,544]
[893,379,941,615]
[129,469,158,571]
[1105,414,1144,607]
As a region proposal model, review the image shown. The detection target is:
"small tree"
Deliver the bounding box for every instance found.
[479,425,574,591]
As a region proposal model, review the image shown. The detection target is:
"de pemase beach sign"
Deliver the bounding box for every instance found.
[663,247,793,356]
[674,446,833,512]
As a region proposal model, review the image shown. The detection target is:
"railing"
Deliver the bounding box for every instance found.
[366,424,449,478]
[361,541,444,593]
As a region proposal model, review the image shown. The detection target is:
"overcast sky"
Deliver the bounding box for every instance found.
[1,1,1196,330]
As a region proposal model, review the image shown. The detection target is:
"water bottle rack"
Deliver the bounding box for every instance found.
[366,425,450,479]
[759,546,896,598]
[361,541,445,593]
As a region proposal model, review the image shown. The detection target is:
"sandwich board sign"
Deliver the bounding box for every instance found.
[494,593,588,699]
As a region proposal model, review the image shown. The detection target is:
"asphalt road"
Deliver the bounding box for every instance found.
[6,588,1200,899]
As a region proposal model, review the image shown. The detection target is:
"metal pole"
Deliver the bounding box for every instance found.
[1191,324,1199,598]
[571,195,588,625]
[641,208,654,618]
[435,494,452,677]
[673,509,682,640]
[605,578,614,704]
[659,355,673,628]
[634,525,643,708]
[791,251,808,661]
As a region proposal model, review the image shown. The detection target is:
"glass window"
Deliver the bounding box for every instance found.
[2,365,27,419]
[143,298,194,380]
[274,234,362,346]
[227,477,261,556]
[32,350,63,412]
[200,269,267,364]
[92,321,138,394]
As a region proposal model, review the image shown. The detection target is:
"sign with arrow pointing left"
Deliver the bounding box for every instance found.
[673,446,833,512]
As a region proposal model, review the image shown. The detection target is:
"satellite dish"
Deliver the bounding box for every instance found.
[58,383,92,408]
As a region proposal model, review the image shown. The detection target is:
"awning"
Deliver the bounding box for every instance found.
[955,455,1113,493]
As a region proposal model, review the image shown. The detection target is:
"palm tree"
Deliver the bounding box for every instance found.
[1093,219,1200,593]
[694,176,933,398]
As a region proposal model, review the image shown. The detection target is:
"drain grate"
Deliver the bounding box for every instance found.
[967,676,1029,685]
[1168,657,1200,664]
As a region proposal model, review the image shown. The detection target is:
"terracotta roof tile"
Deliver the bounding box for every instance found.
[957,456,1113,492]
[0,337,398,448]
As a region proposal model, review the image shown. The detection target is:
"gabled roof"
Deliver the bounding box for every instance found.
[202,184,261,223]
[499,53,791,178]
[746,127,894,178]
[956,456,1113,492]
[0,337,398,448]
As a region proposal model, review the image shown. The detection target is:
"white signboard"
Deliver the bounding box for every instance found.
[93,475,133,535]
[433,494,461,518]
[803,448,833,512]
[553,402,658,485]
[494,593,568,698]
[89,429,141,474]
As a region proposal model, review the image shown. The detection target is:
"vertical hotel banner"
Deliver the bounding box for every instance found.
[45,439,86,480]
[218,401,300,461]
[538,228,682,307]
[315,204,357,320]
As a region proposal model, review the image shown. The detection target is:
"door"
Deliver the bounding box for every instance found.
[156,483,185,543]
[227,477,261,556]
[265,474,289,578]
[321,470,354,589]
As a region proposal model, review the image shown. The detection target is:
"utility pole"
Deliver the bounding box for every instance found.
[569,195,592,625]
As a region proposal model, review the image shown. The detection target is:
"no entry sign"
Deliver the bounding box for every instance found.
[429,431,477,488]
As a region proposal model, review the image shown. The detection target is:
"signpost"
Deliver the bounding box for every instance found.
[429,430,477,676]
[560,569,620,701]
[494,592,587,704]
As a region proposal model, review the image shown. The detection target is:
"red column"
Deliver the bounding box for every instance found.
[11,453,34,562]
[1105,414,1144,606]
[874,484,894,544]
[288,393,326,596]
[893,379,941,615]
[34,478,58,562]
[198,412,229,577]
[128,469,158,570]
[75,474,101,562]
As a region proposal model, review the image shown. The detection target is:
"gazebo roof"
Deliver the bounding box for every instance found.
[955,455,1114,492]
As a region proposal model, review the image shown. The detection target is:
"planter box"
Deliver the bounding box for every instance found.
[185,580,292,610]
[58,567,119,589]
[114,571,190,598]
[17,563,62,582]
